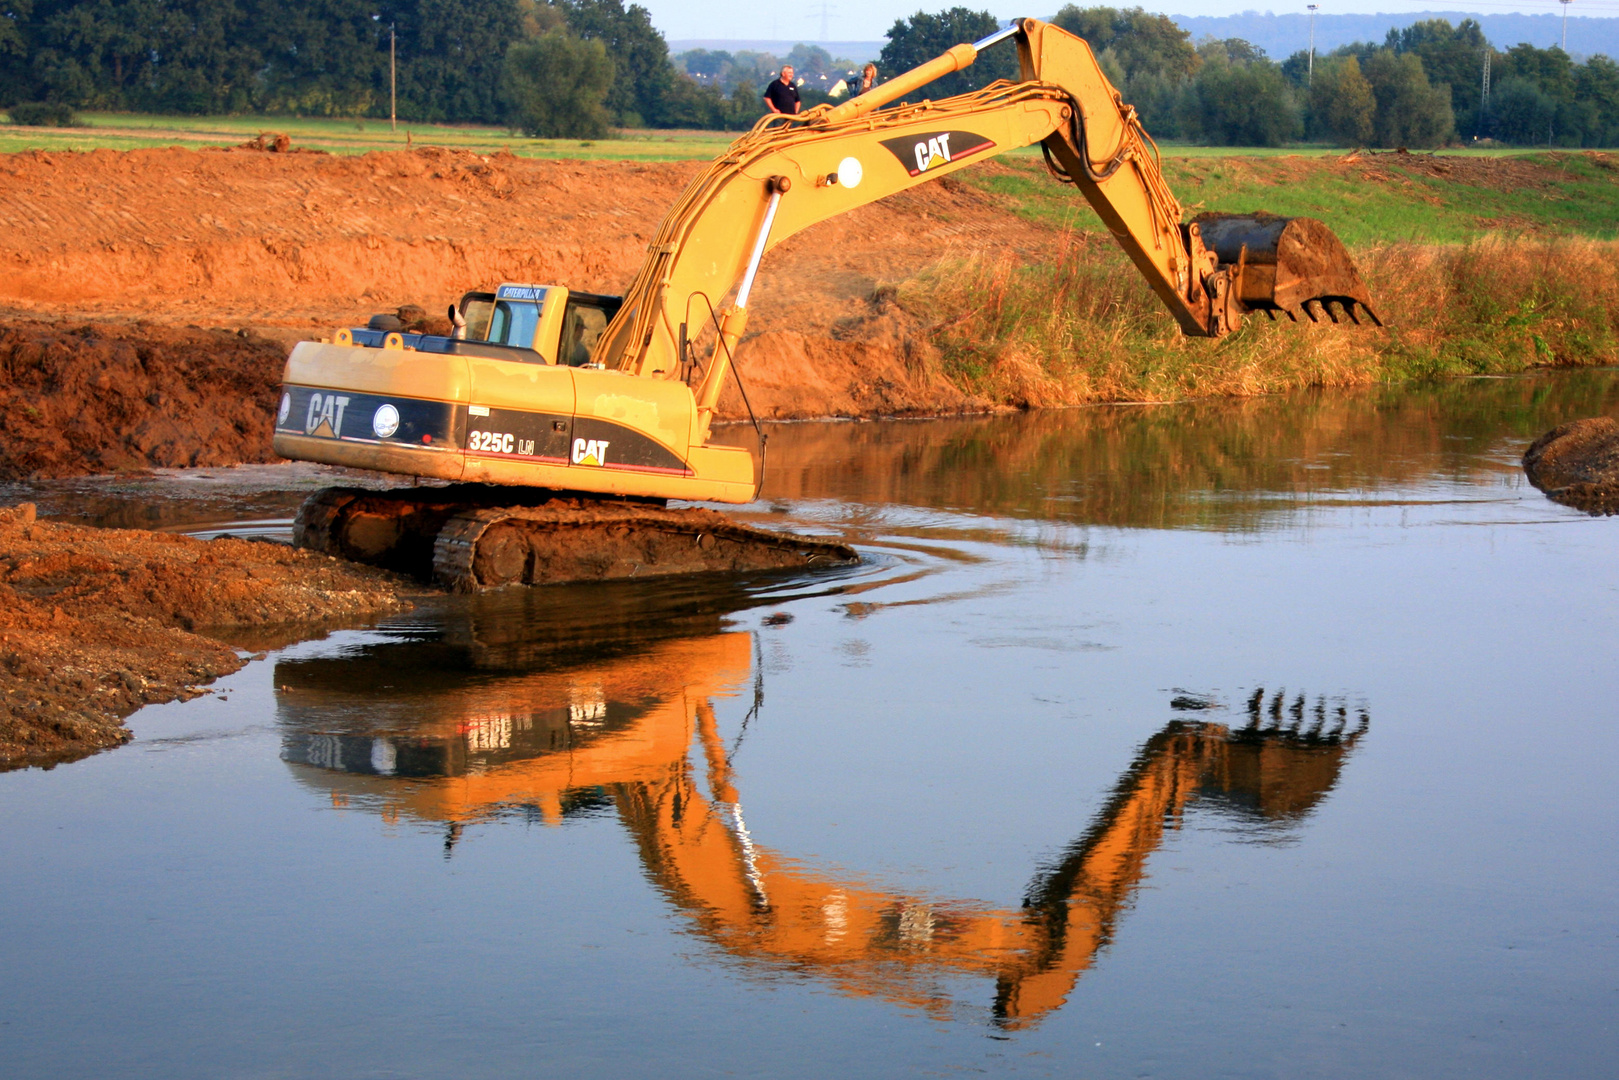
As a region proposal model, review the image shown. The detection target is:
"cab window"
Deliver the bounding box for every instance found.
[460,296,494,342]
[561,302,610,367]
[487,300,542,349]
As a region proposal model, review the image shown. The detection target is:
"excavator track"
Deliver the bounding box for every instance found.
[291,484,858,591]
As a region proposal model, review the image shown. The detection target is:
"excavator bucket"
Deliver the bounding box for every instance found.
[1192,213,1382,326]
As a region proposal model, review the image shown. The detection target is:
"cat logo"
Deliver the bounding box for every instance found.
[879,129,996,177]
[572,437,611,466]
[304,392,350,438]
[914,133,952,174]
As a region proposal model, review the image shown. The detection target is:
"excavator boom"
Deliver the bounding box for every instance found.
[598,16,1380,427]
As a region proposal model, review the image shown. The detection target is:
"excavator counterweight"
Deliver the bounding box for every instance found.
[272,18,1378,587]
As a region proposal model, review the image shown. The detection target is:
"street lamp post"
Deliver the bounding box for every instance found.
[1307,4,1319,86]
[390,23,398,133]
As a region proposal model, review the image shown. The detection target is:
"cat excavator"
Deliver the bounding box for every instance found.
[274,17,1378,591]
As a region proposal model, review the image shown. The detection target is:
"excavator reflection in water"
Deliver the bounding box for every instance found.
[279,616,1367,1028]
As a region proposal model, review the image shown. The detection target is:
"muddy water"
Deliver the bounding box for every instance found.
[4,374,1618,1079]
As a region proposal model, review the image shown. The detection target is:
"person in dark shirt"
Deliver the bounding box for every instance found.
[764,66,801,114]
[855,62,877,96]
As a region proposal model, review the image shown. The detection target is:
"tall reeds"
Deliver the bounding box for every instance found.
[898,233,1619,407]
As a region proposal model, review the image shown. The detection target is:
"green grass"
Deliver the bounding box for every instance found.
[964,150,1619,245]
[0,111,737,160]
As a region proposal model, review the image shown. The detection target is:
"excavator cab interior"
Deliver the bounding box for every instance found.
[559,292,621,367]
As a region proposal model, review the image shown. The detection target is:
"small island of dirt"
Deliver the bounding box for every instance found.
[0,502,410,770]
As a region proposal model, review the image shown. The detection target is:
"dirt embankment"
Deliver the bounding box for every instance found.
[0,318,285,480]
[0,146,1062,478]
[0,502,409,769]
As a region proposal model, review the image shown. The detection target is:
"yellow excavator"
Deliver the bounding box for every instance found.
[279,629,1368,1028]
[274,18,1378,590]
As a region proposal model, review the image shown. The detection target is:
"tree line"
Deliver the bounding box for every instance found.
[1060,5,1619,148]
[3,1,1617,145]
[876,5,1619,148]
[0,0,744,134]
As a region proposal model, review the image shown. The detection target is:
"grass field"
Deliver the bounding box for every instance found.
[9,110,1605,245]
[965,151,1619,245]
[0,109,1569,163]
[0,111,738,160]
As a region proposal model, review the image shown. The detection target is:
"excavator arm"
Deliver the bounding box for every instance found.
[596,17,1379,435]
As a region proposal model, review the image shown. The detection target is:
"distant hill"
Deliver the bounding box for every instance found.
[1169,12,1619,61]
[668,14,1619,71]
[667,39,886,63]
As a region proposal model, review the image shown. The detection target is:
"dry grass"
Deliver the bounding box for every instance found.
[899,234,1619,407]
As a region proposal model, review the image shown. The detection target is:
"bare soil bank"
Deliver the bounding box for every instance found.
[0,502,408,769]
[0,317,285,480]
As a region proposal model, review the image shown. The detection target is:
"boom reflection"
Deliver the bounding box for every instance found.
[278,624,1366,1028]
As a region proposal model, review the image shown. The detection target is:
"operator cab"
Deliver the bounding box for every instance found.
[348,283,623,367]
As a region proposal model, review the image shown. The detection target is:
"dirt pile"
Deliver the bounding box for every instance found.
[1523,417,1619,513]
[1338,148,1585,191]
[0,317,285,480]
[0,502,410,768]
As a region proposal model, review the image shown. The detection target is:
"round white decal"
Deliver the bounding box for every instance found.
[838,156,863,189]
[277,392,291,425]
[372,403,400,439]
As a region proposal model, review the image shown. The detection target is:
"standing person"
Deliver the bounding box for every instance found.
[764,65,801,115]
[856,62,877,96]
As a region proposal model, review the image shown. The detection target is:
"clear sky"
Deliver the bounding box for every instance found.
[648,1,1618,46]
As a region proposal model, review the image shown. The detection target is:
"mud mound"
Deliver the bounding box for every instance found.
[0,502,408,768]
[1523,417,1619,513]
[1338,149,1577,192]
[0,318,284,480]
[0,148,1048,329]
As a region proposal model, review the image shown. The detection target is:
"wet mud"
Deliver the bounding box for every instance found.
[1522,416,1619,513]
[0,317,285,480]
[0,502,408,769]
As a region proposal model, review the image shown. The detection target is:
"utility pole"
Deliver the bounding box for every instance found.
[1307,4,1319,86]
[390,23,397,133]
[1479,47,1490,138]
[1561,0,1571,52]
[809,0,832,42]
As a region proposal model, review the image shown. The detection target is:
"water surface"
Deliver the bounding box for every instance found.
[3,374,1616,1078]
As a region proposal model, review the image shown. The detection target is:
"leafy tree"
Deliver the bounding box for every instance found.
[1363,49,1452,147]
[1182,41,1300,146]
[1574,55,1619,146]
[559,0,670,127]
[785,43,833,80]
[879,8,1014,99]
[1050,6,1196,82]
[254,0,387,117]
[501,29,613,137]
[1500,42,1575,103]
[380,0,522,123]
[1207,37,1266,65]
[1311,55,1375,145]
[1490,78,1556,145]
[1388,18,1488,135]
